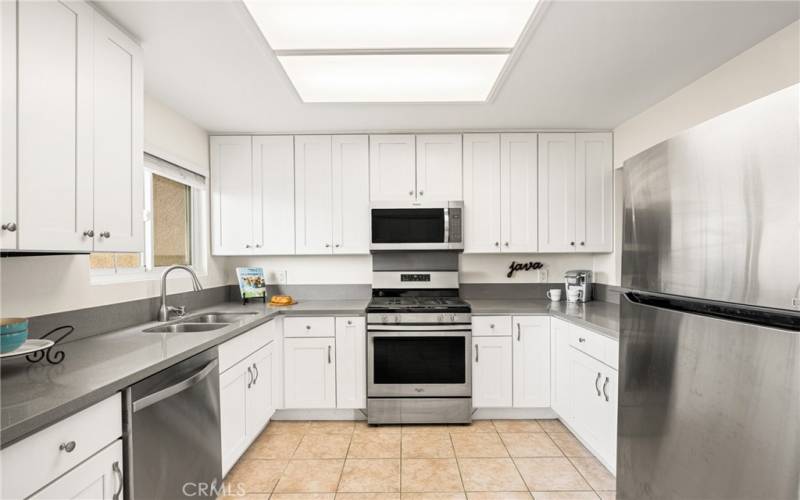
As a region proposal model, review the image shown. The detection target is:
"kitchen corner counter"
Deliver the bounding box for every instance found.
[467,299,620,340]
[0,299,368,449]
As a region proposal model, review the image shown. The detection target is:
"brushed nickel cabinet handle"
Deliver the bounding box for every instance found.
[328,345,332,363]
[570,241,575,246]
[580,241,585,246]
[252,363,259,385]
[475,344,479,362]
[494,242,499,247]
[517,323,521,341]
[409,190,414,196]
[83,229,94,237]
[595,372,602,396]
[578,337,586,343]
[112,461,123,500]
[246,366,253,388]
[100,231,111,238]
[419,190,424,196]
[603,377,610,402]
[1,222,16,232]
[59,441,76,453]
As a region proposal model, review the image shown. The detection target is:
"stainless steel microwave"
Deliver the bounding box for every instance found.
[370,201,464,251]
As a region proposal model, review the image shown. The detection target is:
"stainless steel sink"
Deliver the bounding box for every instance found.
[142,323,229,333]
[184,312,259,324]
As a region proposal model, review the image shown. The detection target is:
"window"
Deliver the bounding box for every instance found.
[90,154,207,279]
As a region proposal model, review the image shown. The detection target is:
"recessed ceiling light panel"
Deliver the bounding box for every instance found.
[278,53,509,102]
[243,0,539,50]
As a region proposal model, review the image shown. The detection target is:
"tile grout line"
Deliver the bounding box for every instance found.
[449,428,468,496]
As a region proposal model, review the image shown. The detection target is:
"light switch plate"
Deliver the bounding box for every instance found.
[538,269,548,283]
[276,270,287,284]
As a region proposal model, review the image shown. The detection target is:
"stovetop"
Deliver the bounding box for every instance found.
[367,296,471,313]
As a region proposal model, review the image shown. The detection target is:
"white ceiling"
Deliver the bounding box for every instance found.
[98,0,799,133]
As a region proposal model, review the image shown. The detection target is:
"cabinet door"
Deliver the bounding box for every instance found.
[538,133,576,252]
[220,360,250,475]
[1,0,17,250]
[295,135,333,254]
[550,318,573,422]
[284,337,336,409]
[416,134,462,201]
[472,337,512,408]
[512,316,550,408]
[335,317,366,409]
[92,11,143,252]
[253,135,294,254]
[210,136,253,255]
[369,134,416,201]
[332,135,369,254]
[576,133,613,252]
[501,133,538,252]
[463,134,501,253]
[248,342,276,439]
[598,368,618,471]
[32,440,123,500]
[17,0,94,252]
[568,347,605,453]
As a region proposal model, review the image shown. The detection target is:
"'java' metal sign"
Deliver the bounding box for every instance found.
[507,261,544,278]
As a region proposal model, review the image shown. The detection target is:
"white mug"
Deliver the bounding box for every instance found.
[566,288,583,303]
[546,289,562,301]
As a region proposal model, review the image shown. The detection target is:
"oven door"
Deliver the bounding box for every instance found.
[370,201,463,251]
[367,326,471,398]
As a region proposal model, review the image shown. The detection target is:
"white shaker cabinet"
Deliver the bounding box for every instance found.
[15,0,95,252]
[92,11,144,252]
[549,317,573,419]
[31,440,123,500]
[512,316,550,408]
[369,134,416,201]
[254,135,295,254]
[335,317,367,409]
[1,0,17,250]
[332,135,370,254]
[295,135,334,254]
[538,133,613,252]
[501,133,538,252]
[416,134,462,201]
[284,337,337,409]
[463,134,502,253]
[576,133,614,252]
[472,336,513,408]
[211,136,254,254]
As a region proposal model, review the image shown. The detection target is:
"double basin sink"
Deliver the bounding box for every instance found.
[142,312,258,333]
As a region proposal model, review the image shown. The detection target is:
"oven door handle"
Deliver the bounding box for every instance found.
[368,325,472,332]
[443,207,450,243]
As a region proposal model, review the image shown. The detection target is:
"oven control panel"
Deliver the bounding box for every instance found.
[367,313,472,325]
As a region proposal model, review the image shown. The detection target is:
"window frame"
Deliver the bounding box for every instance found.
[90,159,208,285]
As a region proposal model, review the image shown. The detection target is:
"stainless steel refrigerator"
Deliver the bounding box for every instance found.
[619,84,800,499]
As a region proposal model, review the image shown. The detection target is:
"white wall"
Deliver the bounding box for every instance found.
[0,94,229,318]
[593,21,800,286]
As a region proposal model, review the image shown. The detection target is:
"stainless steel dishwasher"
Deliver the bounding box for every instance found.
[125,347,221,500]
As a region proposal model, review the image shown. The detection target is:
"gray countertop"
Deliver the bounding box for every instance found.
[467,299,620,340]
[1,297,618,448]
[0,299,368,448]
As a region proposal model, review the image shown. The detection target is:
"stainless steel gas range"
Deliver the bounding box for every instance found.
[366,271,472,424]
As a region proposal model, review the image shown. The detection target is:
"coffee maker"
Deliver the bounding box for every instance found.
[564,270,593,302]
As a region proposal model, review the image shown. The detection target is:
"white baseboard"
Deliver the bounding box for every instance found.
[272,407,558,421]
[472,407,558,420]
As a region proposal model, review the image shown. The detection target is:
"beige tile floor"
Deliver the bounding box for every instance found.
[222,419,616,500]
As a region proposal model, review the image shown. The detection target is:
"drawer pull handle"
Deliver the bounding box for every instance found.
[112,461,123,500]
[59,441,76,453]
[327,345,332,363]
[595,372,602,396]
[252,363,259,385]
[578,337,586,343]
[306,325,311,330]
[517,323,521,341]
[247,366,253,388]
[475,344,479,362]
[347,320,352,325]
[603,377,610,402]
[489,324,495,329]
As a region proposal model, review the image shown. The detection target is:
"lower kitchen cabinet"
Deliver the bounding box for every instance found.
[32,440,123,500]
[550,317,573,418]
[284,337,337,409]
[512,316,550,407]
[220,342,275,475]
[335,317,366,409]
[472,336,513,407]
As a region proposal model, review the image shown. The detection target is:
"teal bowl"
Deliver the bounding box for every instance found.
[1,318,28,335]
[1,330,28,353]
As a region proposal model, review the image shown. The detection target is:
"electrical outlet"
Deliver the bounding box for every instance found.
[274,270,287,285]
[538,269,548,283]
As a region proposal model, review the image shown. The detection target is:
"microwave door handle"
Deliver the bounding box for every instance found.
[443,207,449,243]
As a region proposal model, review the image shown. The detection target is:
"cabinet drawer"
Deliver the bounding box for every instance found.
[568,326,618,369]
[284,316,335,338]
[1,393,122,500]
[472,316,512,336]
[219,319,277,373]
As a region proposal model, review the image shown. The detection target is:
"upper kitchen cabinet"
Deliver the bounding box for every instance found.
[463,134,502,252]
[296,135,370,255]
[211,136,256,255]
[538,133,613,252]
[416,134,463,201]
[295,135,334,254]
[2,1,144,253]
[331,135,370,254]
[369,134,416,201]
[92,11,144,252]
[463,133,537,253]
[253,135,295,254]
